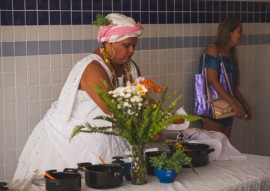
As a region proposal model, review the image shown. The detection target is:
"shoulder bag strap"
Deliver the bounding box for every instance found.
[219,54,233,96]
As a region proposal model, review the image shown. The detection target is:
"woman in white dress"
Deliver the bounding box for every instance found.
[13,13,143,180]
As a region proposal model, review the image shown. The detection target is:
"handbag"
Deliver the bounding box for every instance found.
[194,54,235,119]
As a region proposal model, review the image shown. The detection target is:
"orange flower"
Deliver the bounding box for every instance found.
[154,86,163,93]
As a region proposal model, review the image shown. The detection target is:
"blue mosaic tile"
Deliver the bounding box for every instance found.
[141,0,149,11]
[213,1,221,11]
[104,0,112,11]
[82,0,92,10]
[220,1,227,12]
[122,0,131,10]
[72,11,82,25]
[72,0,81,10]
[191,12,198,23]
[38,0,48,10]
[159,37,167,49]
[254,2,260,12]
[0,0,12,10]
[26,0,37,10]
[234,1,240,11]
[14,11,25,25]
[39,41,50,55]
[83,40,93,53]
[2,42,14,57]
[241,2,248,12]
[158,0,166,11]
[132,0,140,11]
[38,11,49,25]
[1,11,13,25]
[49,0,60,10]
[183,12,190,23]
[83,11,92,24]
[93,0,102,10]
[167,0,174,11]
[139,38,150,50]
[183,0,190,11]
[150,13,158,24]
[50,11,60,25]
[175,12,182,23]
[167,37,175,49]
[61,11,71,25]
[175,37,183,48]
[132,12,140,23]
[62,40,72,54]
[248,2,254,12]
[13,0,25,10]
[73,40,83,53]
[158,12,166,24]
[27,41,39,55]
[113,0,122,11]
[198,12,205,23]
[150,0,158,11]
[15,42,27,56]
[206,1,213,12]
[167,12,174,24]
[198,0,205,11]
[61,0,71,10]
[26,11,37,25]
[191,0,198,11]
[141,12,150,24]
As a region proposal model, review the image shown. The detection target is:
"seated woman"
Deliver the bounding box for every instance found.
[13,13,143,180]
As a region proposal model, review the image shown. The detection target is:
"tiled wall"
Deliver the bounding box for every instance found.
[0,0,270,181]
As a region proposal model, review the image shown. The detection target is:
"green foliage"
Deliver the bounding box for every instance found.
[70,81,202,146]
[92,13,111,26]
[149,147,194,173]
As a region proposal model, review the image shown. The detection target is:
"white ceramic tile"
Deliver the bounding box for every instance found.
[72,26,83,40]
[61,25,72,40]
[26,26,38,41]
[0,105,3,119]
[5,149,16,165]
[61,54,73,69]
[49,26,61,40]
[51,84,62,99]
[3,88,15,103]
[3,133,16,149]
[14,26,26,41]
[16,87,28,102]
[0,166,4,180]
[16,117,28,133]
[0,135,3,148]
[0,150,3,165]
[39,70,50,85]
[15,56,27,72]
[1,26,14,42]
[16,102,28,117]
[2,57,14,73]
[27,56,39,71]
[50,55,61,69]
[3,119,16,134]
[5,164,16,180]
[82,25,93,40]
[51,69,61,84]
[28,101,40,116]
[38,26,50,41]
[28,116,41,131]
[16,71,28,86]
[16,131,28,147]
[40,100,52,116]
[2,73,15,88]
[28,86,40,101]
[39,55,50,70]
[158,24,166,37]
[28,70,39,85]
[40,85,51,100]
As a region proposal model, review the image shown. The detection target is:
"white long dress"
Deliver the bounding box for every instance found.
[13,54,139,180]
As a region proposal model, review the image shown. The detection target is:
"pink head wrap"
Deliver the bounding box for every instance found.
[97,13,143,43]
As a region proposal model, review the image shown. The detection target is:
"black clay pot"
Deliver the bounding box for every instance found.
[181,142,215,167]
[83,164,124,189]
[45,168,81,191]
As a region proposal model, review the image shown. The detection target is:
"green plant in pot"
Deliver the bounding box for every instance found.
[149,143,196,183]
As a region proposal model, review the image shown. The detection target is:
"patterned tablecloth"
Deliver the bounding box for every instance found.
[9,154,270,191]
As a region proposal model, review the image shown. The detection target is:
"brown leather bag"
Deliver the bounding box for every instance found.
[205,59,236,119]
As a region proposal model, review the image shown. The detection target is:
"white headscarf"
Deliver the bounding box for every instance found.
[97,13,143,43]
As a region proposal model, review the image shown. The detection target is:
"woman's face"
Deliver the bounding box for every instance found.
[229,24,244,47]
[107,37,138,65]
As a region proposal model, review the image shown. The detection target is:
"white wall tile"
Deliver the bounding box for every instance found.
[1,26,14,42]
[14,26,26,41]
[3,119,16,134]
[2,73,15,88]
[26,26,38,41]
[16,71,28,86]
[5,149,16,165]
[4,104,15,119]
[2,57,14,72]
[4,133,16,149]
[16,117,28,133]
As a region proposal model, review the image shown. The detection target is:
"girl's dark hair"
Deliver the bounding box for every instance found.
[214,17,242,87]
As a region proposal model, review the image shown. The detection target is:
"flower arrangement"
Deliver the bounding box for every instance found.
[70,77,200,145]
[70,77,201,185]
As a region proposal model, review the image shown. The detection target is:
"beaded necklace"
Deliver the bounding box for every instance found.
[99,46,134,88]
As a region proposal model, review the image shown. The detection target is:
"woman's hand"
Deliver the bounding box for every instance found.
[243,104,252,120]
[231,103,247,119]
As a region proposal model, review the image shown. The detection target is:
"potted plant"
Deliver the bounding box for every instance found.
[149,143,196,183]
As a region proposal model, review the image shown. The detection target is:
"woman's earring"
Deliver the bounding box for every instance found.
[107,46,116,59]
